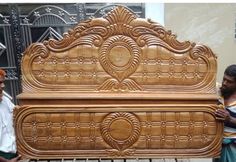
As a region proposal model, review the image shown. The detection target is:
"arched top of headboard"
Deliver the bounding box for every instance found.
[21,6,217,94]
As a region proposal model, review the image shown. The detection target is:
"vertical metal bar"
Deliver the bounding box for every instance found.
[9,4,23,103]
[76,3,86,23]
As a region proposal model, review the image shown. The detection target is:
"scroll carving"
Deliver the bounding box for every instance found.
[20,6,217,93]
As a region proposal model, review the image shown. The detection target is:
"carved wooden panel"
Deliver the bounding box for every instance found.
[15,6,222,160]
[15,103,222,159]
[20,6,216,93]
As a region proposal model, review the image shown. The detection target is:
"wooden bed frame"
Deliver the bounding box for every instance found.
[15,6,222,159]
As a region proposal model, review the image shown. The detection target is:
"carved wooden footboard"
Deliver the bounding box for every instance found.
[15,6,222,159]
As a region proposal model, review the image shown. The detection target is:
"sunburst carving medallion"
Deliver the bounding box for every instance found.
[100,112,141,151]
[99,35,141,82]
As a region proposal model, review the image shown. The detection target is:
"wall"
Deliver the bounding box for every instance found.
[165,3,236,82]
[145,3,164,26]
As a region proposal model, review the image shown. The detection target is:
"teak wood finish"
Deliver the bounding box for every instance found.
[15,6,222,159]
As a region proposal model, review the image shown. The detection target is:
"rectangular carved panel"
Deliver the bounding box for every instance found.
[14,103,222,159]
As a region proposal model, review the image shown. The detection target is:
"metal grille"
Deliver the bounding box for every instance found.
[0,3,145,104]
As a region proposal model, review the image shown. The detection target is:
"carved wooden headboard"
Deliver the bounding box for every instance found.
[15,6,222,159]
